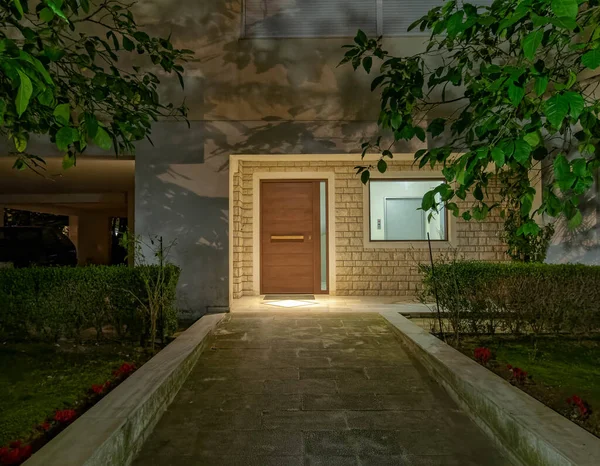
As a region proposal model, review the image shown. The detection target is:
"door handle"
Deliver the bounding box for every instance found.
[271,235,304,241]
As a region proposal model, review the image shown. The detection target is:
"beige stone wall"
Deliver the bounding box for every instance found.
[232,158,507,299]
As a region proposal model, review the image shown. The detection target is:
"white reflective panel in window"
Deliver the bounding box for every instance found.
[369,180,446,241]
[244,0,377,38]
[320,181,327,291]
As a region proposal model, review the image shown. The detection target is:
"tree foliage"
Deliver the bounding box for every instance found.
[341,0,600,258]
[0,0,192,171]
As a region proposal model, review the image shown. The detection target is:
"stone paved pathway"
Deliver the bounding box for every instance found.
[134,312,511,466]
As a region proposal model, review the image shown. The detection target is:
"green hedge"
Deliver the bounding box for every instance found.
[420,261,600,335]
[0,265,180,342]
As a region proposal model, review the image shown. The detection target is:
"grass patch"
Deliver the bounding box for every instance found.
[452,335,600,437]
[0,341,148,447]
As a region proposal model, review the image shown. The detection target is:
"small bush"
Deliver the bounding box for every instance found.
[0,265,180,343]
[420,261,600,337]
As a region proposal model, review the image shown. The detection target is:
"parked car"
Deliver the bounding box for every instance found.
[0,227,77,267]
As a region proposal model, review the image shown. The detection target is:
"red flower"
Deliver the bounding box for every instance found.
[113,362,136,378]
[567,395,592,420]
[91,384,105,395]
[39,421,51,432]
[17,446,31,462]
[474,347,491,365]
[0,444,31,465]
[7,443,19,450]
[54,409,77,424]
[508,365,528,384]
[1,448,21,465]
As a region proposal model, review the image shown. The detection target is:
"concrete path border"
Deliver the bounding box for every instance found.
[25,313,226,466]
[380,311,600,466]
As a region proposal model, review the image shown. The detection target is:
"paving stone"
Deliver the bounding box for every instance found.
[299,367,367,380]
[215,394,302,412]
[263,378,338,395]
[304,455,360,465]
[302,394,383,411]
[194,456,304,466]
[262,410,348,430]
[133,312,509,466]
[193,430,303,457]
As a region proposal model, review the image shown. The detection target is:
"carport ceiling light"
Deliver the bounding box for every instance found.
[265,300,315,308]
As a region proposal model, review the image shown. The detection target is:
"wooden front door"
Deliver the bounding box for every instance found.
[260,180,326,294]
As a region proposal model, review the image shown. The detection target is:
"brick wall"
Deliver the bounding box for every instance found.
[232,158,507,299]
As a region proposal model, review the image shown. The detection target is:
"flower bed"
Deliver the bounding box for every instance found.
[453,335,600,438]
[0,342,149,465]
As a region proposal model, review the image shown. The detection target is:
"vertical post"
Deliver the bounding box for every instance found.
[159,236,165,345]
[428,233,445,340]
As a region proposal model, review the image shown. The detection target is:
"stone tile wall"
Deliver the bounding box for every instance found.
[232,158,507,299]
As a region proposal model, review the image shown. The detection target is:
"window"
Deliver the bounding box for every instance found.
[243,0,493,38]
[369,179,446,241]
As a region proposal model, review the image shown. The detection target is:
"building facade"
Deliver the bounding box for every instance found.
[131,0,516,315]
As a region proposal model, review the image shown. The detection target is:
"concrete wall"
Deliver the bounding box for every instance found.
[132,0,433,314]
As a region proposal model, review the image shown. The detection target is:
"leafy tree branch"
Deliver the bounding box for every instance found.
[0,0,192,171]
[341,0,600,260]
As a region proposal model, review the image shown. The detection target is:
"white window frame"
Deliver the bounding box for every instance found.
[362,171,457,249]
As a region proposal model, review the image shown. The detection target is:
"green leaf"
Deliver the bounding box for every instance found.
[508,84,525,107]
[360,170,370,184]
[414,126,426,142]
[85,113,99,138]
[447,11,464,38]
[567,209,583,229]
[80,0,90,13]
[47,0,69,21]
[551,0,578,20]
[550,17,578,29]
[377,158,387,173]
[427,118,445,137]
[462,211,472,221]
[362,56,372,74]
[53,103,71,125]
[38,87,54,106]
[93,127,112,150]
[15,70,33,117]
[563,91,585,119]
[523,131,541,147]
[13,133,27,153]
[56,127,78,151]
[39,7,55,22]
[520,192,534,216]
[523,30,543,60]
[62,153,76,169]
[513,139,532,166]
[534,76,548,96]
[391,113,403,130]
[421,191,435,211]
[572,158,587,176]
[553,154,570,179]
[581,49,600,70]
[12,0,24,18]
[370,75,385,91]
[491,147,505,167]
[544,94,569,127]
[123,36,135,52]
[354,29,367,46]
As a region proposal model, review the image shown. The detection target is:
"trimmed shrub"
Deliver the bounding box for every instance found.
[420,261,600,336]
[0,265,180,342]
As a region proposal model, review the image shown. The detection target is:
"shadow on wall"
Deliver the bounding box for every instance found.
[546,191,600,265]
[135,123,229,317]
